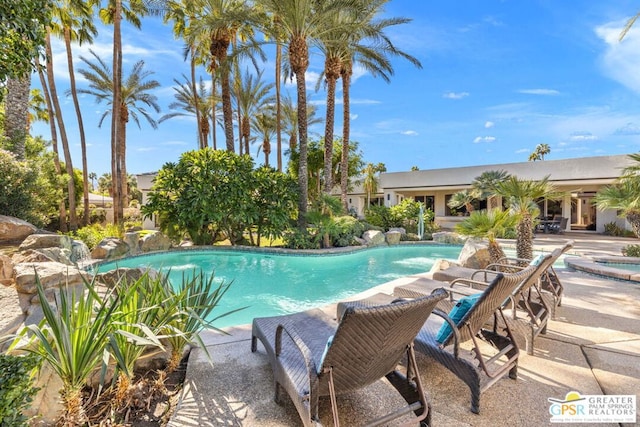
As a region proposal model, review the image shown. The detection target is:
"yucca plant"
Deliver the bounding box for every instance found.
[11,276,118,426]
[106,272,178,409]
[161,270,242,373]
[455,209,519,263]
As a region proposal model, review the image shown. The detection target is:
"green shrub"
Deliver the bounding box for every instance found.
[622,244,640,257]
[330,216,366,247]
[70,223,123,250]
[0,354,41,426]
[604,222,624,236]
[364,205,392,229]
[283,228,321,249]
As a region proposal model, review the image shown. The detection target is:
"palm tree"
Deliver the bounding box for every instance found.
[53,0,98,226]
[336,0,423,208]
[160,74,216,148]
[363,162,380,207]
[528,143,551,161]
[99,0,148,225]
[187,0,254,152]
[471,169,510,210]
[595,152,640,237]
[447,189,478,215]
[496,175,559,260]
[281,94,323,155]
[257,0,353,228]
[620,10,640,41]
[251,107,276,165]
[44,27,79,230]
[233,68,275,156]
[455,209,518,263]
[76,50,161,206]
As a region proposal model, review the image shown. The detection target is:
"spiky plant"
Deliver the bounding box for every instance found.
[160,270,241,373]
[454,209,518,263]
[12,276,118,426]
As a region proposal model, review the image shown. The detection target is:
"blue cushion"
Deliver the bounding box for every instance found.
[436,293,482,344]
[317,334,334,373]
[529,254,545,266]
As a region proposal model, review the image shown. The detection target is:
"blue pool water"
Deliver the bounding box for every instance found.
[597,262,640,272]
[96,244,462,328]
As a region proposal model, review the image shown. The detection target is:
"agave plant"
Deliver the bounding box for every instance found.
[106,272,178,409]
[455,209,518,263]
[160,270,242,373]
[12,276,118,426]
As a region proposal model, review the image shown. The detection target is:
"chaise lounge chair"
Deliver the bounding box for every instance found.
[399,266,539,414]
[395,253,554,355]
[251,289,448,427]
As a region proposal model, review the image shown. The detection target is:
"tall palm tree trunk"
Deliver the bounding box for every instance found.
[64,28,90,226]
[516,213,534,260]
[190,49,203,149]
[46,29,78,231]
[323,57,340,194]
[36,59,67,231]
[4,76,30,161]
[290,35,309,228]
[221,71,235,152]
[119,105,128,207]
[275,42,282,172]
[340,65,352,209]
[211,71,217,150]
[111,0,123,225]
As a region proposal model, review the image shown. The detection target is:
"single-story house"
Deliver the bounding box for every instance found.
[344,154,634,233]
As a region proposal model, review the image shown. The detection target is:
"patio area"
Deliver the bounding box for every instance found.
[168,233,640,426]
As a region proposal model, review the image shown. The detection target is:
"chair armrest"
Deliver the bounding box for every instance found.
[275,320,318,377]
[449,277,491,290]
[431,308,461,358]
[485,262,525,272]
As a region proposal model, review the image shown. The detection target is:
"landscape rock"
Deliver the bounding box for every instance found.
[0,215,37,243]
[385,230,402,245]
[12,249,58,265]
[363,230,385,246]
[139,231,172,253]
[388,227,406,235]
[70,240,91,262]
[457,238,491,269]
[0,253,14,285]
[13,262,92,294]
[0,284,24,337]
[95,267,159,289]
[19,234,72,252]
[124,232,140,256]
[431,231,465,245]
[91,237,130,260]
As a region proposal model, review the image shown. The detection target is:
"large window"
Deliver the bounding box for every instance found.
[414,195,435,211]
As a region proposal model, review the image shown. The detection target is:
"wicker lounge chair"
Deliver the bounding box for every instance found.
[407,266,539,414]
[396,253,555,355]
[251,289,448,427]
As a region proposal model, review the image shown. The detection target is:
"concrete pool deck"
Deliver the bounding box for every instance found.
[168,233,640,426]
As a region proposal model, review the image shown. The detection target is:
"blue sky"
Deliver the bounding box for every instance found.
[30,0,640,178]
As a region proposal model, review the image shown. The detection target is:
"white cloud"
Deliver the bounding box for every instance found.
[473,136,496,143]
[484,121,495,128]
[515,148,529,153]
[402,130,418,136]
[350,113,359,121]
[569,131,598,141]
[443,91,469,100]
[614,122,640,135]
[517,88,560,95]
[595,19,640,93]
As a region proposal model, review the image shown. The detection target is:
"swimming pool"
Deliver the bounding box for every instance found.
[96,244,462,328]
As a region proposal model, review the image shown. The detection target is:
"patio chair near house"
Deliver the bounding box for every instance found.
[548,217,568,234]
[251,289,448,427]
[395,265,540,414]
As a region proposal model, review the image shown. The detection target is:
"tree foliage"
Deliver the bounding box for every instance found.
[0,0,51,85]
[142,149,297,245]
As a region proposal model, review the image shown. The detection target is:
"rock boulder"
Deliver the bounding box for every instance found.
[385,230,402,245]
[0,215,37,243]
[13,262,91,294]
[0,254,13,285]
[431,231,465,245]
[139,231,172,253]
[363,230,385,246]
[457,238,491,269]
[19,234,72,252]
[91,237,130,260]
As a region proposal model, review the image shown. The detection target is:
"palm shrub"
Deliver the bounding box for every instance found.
[454,209,518,263]
[306,194,345,248]
[496,175,560,260]
[12,277,118,426]
[595,179,640,237]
